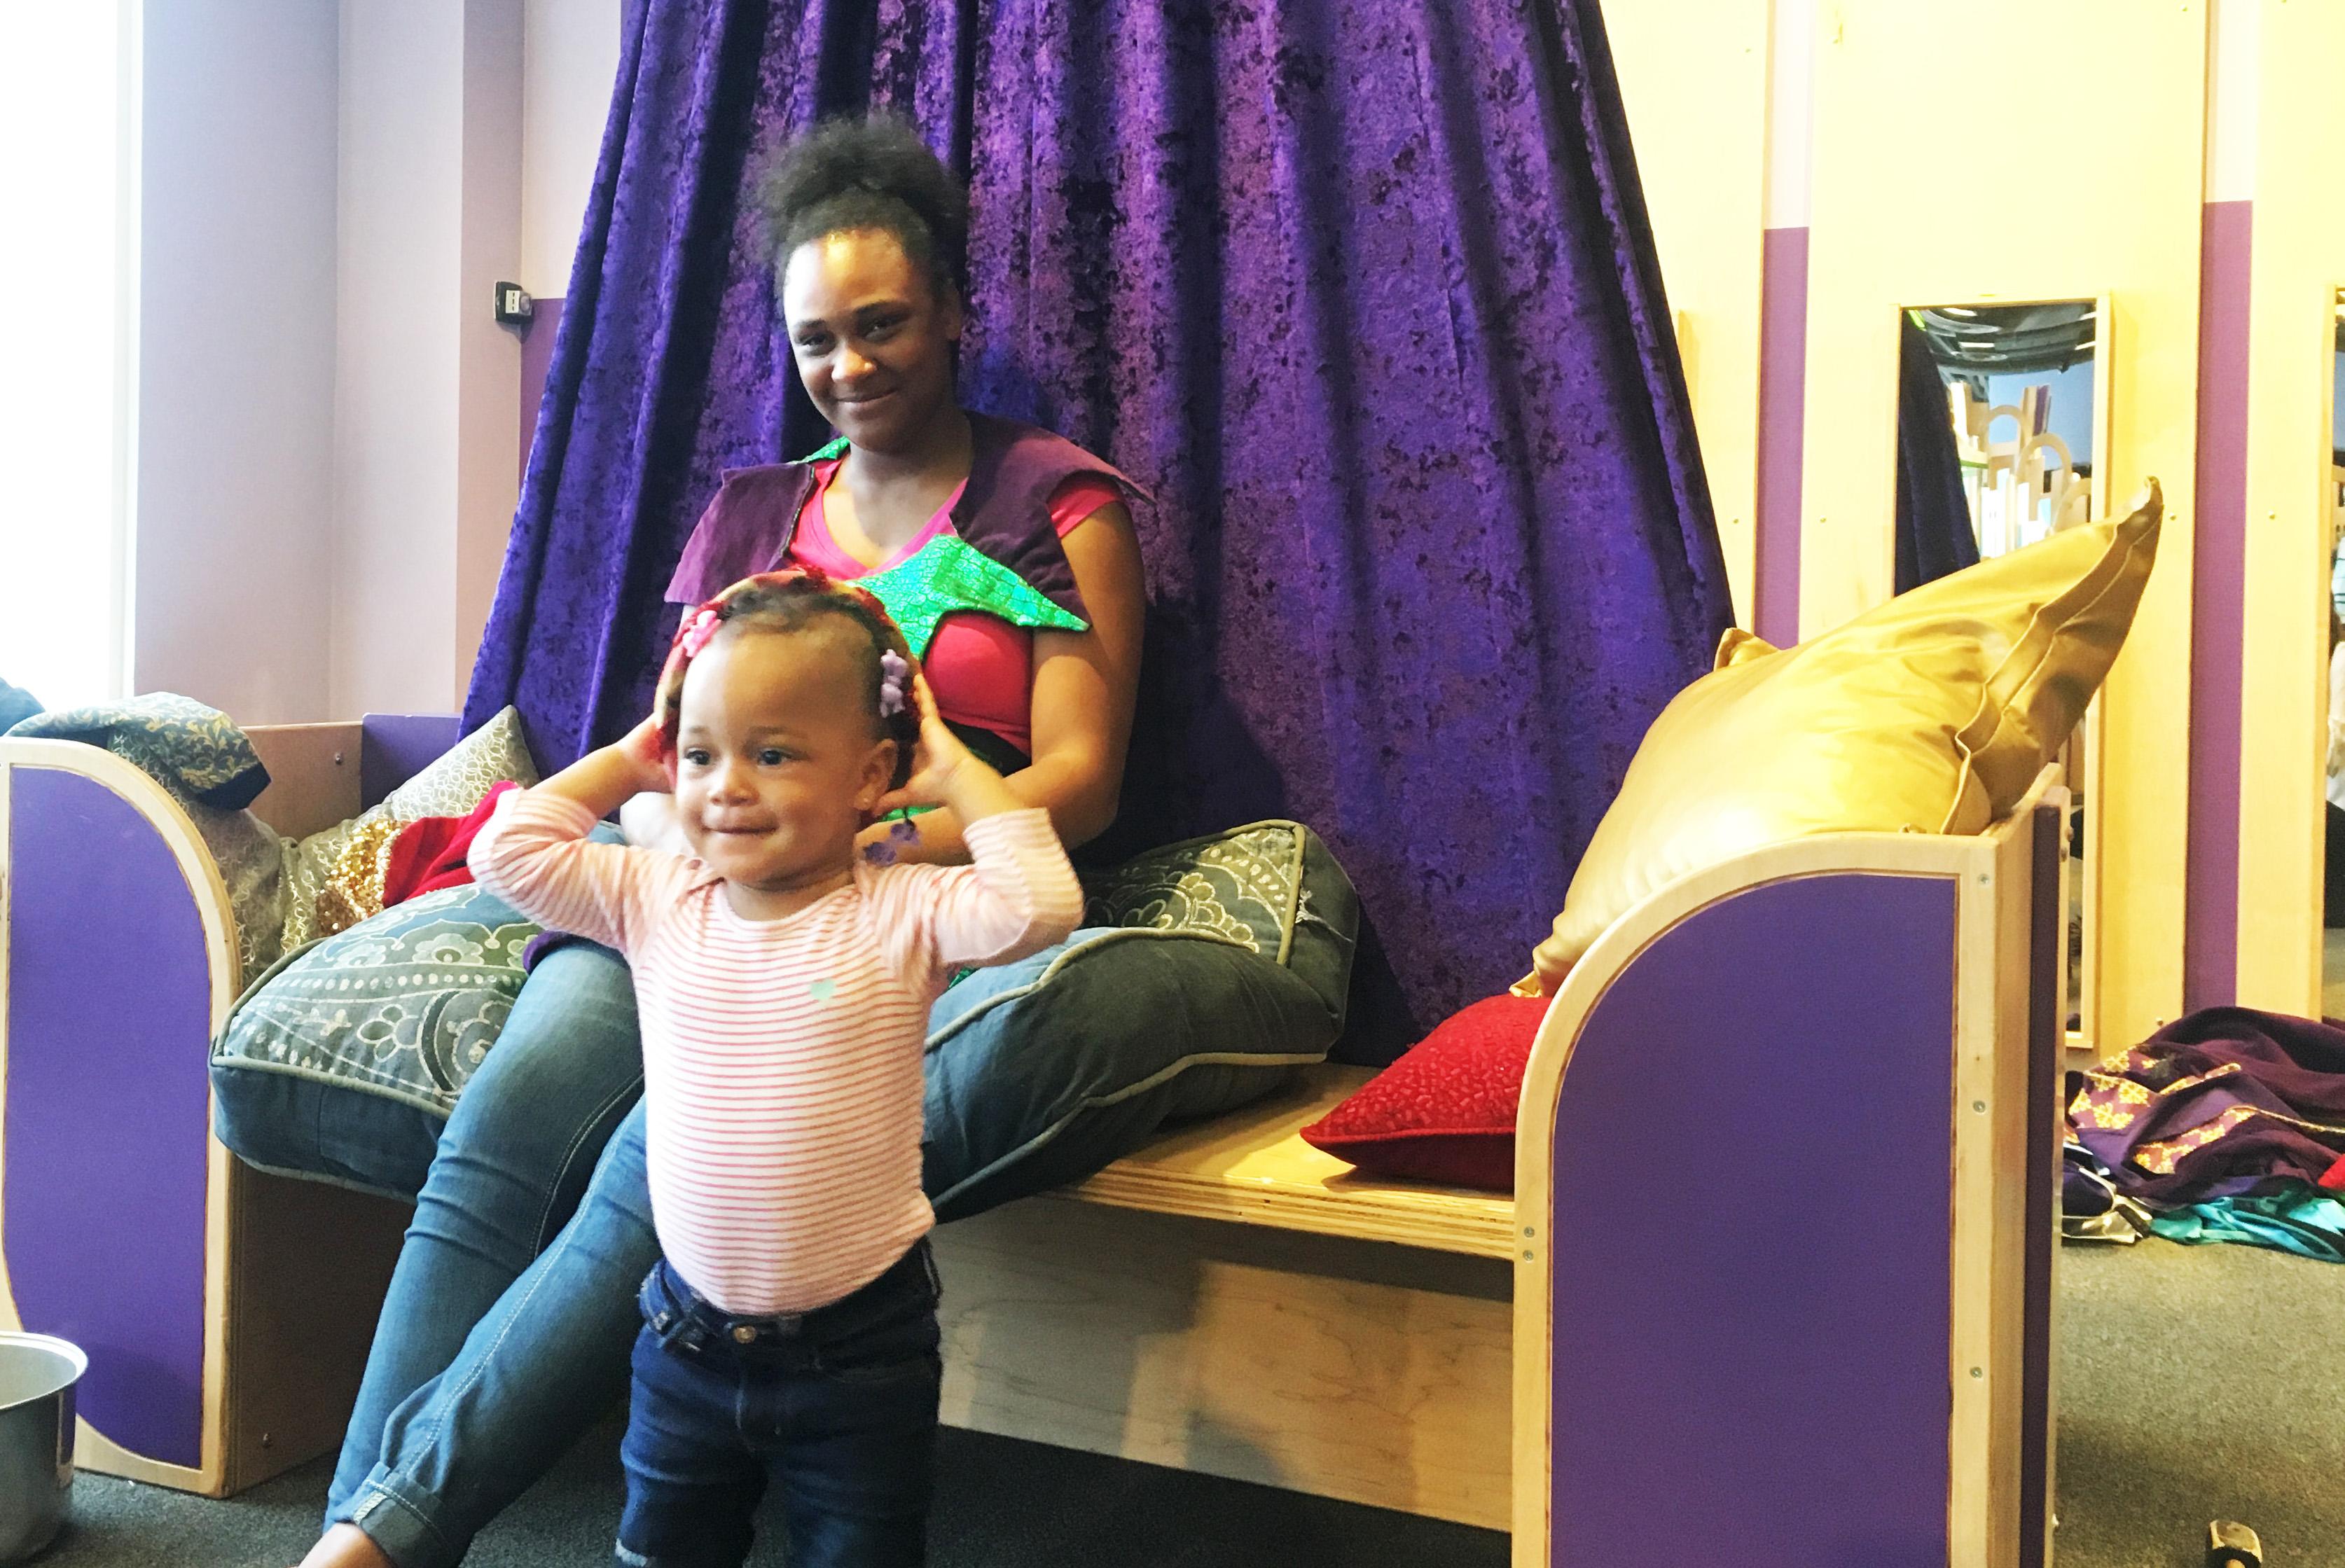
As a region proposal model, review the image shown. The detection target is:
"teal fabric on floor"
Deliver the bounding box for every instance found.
[2149,1188,2345,1262]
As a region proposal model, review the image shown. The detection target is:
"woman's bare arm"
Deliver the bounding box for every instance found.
[867,500,1146,863]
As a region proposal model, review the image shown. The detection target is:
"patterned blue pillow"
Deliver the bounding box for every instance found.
[211,882,541,1193]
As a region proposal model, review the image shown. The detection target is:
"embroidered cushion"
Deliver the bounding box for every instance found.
[1533,483,2161,989]
[211,814,622,1198]
[212,818,1363,1220]
[210,881,546,1194]
[1299,994,1548,1191]
[920,819,1359,1218]
[280,707,538,950]
[4,692,270,807]
[1077,819,1354,1016]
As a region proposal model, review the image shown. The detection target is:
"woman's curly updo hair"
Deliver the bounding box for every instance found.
[656,570,920,790]
[751,113,970,303]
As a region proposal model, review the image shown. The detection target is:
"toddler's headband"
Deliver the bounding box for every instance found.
[653,568,915,760]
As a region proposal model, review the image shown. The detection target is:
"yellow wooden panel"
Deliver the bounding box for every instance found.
[935,1201,1511,1529]
[1801,0,2207,1048]
[2234,4,2345,1015]
[1600,0,1770,625]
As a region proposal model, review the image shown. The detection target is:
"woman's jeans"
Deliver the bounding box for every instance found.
[328,942,656,1567]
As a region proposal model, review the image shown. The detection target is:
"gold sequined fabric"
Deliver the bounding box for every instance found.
[279,709,539,954]
[314,812,408,938]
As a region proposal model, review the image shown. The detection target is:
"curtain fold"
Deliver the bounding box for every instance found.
[1894,312,1982,593]
[464,0,1731,1052]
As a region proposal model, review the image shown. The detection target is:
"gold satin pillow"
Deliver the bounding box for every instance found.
[1529,482,2161,991]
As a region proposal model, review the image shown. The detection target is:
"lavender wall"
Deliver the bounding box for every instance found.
[518,297,565,479]
[135,0,340,725]
[2185,200,2254,1012]
[1755,227,1808,650]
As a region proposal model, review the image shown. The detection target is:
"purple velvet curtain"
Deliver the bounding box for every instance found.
[465,0,1731,1054]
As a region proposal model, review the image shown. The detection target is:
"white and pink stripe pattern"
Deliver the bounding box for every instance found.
[471,791,1080,1315]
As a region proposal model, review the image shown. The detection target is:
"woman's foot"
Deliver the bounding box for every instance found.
[294,1524,395,1568]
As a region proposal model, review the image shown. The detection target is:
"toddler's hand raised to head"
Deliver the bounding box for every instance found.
[873,674,998,819]
[617,714,675,795]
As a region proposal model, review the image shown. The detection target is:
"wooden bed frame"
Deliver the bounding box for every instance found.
[0,719,2064,1566]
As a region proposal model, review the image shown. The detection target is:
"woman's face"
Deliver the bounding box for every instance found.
[781,228,962,455]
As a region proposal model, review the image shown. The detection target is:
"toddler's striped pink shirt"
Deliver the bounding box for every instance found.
[470,791,1081,1315]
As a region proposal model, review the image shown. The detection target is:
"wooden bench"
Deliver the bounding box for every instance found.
[939,772,2069,1567]
[934,1066,1516,1527]
[2,719,2064,1567]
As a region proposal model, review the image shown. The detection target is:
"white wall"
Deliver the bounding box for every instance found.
[331,0,525,718]
[134,0,340,723]
[328,0,609,718]
[116,0,611,723]
[332,0,466,716]
[457,0,527,702]
[520,0,621,299]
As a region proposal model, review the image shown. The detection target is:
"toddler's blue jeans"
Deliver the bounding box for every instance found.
[616,1243,942,1568]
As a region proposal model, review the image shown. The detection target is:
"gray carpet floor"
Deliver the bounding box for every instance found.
[32,1239,2342,1567]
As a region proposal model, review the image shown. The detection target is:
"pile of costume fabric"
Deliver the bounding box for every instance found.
[2068,1008,2345,1261]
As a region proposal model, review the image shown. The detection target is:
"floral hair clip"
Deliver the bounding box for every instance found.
[878,649,910,717]
[860,816,922,866]
[679,604,726,659]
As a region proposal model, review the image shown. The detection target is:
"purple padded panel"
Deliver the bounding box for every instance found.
[1547,873,1956,1567]
[359,714,462,810]
[2184,200,2252,1011]
[6,768,209,1469]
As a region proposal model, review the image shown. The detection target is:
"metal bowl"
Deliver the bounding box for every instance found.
[0,1334,83,1564]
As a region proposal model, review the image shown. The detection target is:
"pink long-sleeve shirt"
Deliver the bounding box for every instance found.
[469,791,1081,1314]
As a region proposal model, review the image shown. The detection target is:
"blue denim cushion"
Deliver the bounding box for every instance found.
[922,925,1343,1219]
[210,882,544,1196]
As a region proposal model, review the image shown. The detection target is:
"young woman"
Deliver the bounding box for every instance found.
[299,116,1154,1568]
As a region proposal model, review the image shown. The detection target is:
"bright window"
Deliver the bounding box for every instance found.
[0,3,138,712]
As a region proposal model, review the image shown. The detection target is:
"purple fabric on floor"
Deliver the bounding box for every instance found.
[2070,1006,2345,1206]
[459,0,1731,1050]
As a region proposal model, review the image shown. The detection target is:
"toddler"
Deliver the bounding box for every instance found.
[468,569,1082,1568]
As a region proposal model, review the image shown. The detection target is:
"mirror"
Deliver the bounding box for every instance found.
[2323,291,2345,1017]
[1897,298,2110,1050]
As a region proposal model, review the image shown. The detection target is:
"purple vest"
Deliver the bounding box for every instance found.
[664,412,1142,615]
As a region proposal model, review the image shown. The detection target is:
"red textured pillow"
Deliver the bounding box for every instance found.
[1300,994,1550,1191]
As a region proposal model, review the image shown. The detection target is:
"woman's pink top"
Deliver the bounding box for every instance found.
[789,458,1120,756]
[471,790,1081,1314]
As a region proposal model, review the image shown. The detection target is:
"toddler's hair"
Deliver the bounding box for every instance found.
[656,569,920,789]
[749,113,969,301]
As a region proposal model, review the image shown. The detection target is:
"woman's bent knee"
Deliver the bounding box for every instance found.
[420,943,644,1258]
